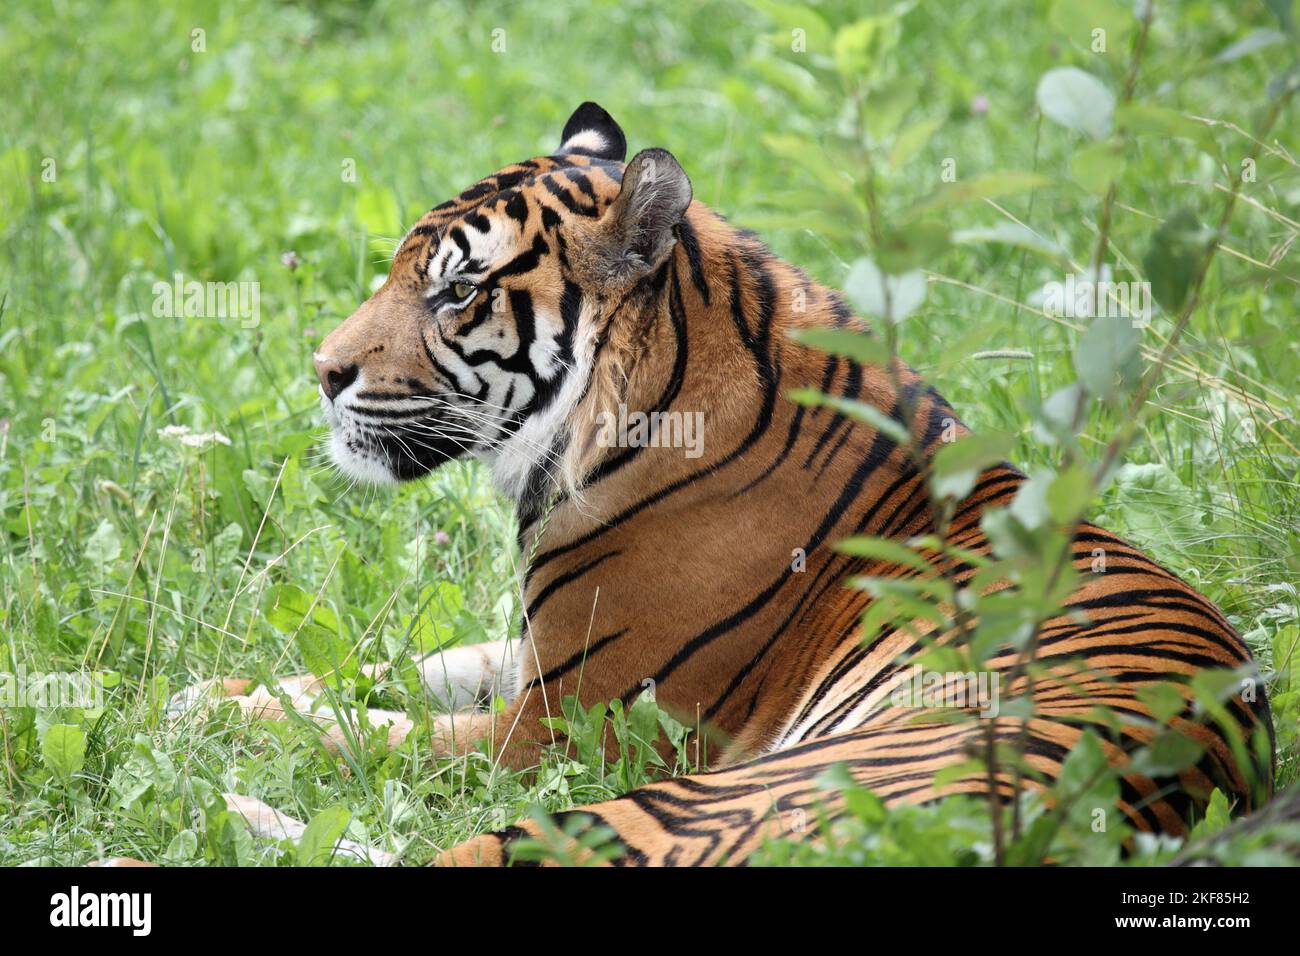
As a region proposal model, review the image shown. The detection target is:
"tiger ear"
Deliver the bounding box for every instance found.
[595,147,693,285]
[558,102,627,162]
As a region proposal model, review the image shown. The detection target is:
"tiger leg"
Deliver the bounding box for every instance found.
[416,637,518,711]
[426,686,558,767]
[166,639,517,752]
[168,671,415,753]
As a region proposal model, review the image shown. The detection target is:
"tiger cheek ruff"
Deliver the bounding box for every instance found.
[302,102,1272,866]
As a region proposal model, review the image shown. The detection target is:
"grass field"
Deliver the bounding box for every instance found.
[1,0,1297,865]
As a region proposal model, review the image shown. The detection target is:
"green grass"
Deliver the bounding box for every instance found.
[0,0,1296,865]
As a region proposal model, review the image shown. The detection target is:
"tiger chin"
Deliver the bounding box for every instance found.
[186,102,1270,866]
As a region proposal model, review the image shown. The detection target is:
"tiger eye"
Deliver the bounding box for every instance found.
[451,281,477,300]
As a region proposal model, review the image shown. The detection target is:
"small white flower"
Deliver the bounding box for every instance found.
[179,431,232,450]
[158,425,231,451]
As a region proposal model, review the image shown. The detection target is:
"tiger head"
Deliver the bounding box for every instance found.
[314,102,693,508]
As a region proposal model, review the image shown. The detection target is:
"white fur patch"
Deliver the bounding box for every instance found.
[559,129,608,155]
[483,301,598,502]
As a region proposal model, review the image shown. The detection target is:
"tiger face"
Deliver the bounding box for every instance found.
[314,103,692,503]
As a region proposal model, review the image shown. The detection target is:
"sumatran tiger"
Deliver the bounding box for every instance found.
[187,103,1273,866]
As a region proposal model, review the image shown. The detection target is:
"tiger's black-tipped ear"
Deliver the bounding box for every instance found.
[595,147,692,284]
[558,102,627,162]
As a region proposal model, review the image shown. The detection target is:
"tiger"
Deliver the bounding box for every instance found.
[210,102,1273,866]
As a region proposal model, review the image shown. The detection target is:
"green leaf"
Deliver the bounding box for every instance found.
[788,328,889,367]
[1057,729,1111,793]
[112,733,178,809]
[1191,788,1233,839]
[1036,67,1115,140]
[1143,207,1204,313]
[843,257,927,324]
[1032,383,1086,448]
[206,809,254,866]
[887,117,943,171]
[264,583,355,680]
[1215,29,1288,63]
[1008,469,1052,531]
[1266,0,1298,38]
[84,519,122,568]
[408,581,466,654]
[833,16,899,81]
[786,389,910,445]
[1109,463,1206,559]
[952,223,1071,263]
[298,806,353,866]
[834,536,935,573]
[930,433,1015,502]
[42,724,87,783]
[1115,104,1220,156]
[980,507,1038,562]
[1130,730,1205,777]
[1137,682,1188,726]
[1073,315,1142,399]
[1046,464,1094,524]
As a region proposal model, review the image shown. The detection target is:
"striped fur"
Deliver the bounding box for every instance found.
[312,104,1273,865]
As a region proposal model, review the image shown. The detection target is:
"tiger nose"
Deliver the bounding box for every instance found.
[314,355,359,402]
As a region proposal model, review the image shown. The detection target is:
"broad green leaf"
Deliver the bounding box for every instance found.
[887,117,942,171]
[747,56,825,115]
[1046,464,1093,524]
[112,733,178,809]
[1191,788,1233,839]
[843,257,927,323]
[206,809,253,866]
[409,580,466,654]
[42,724,87,783]
[1129,729,1205,777]
[833,16,899,81]
[1143,207,1205,313]
[1008,469,1052,531]
[1214,29,1287,63]
[930,432,1015,501]
[264,583,354,680]
[751,1,834,52]
[298,806,353,866]
[1115,104,1220,156]
[786,388,911,444]
[84,519,122,568]
[1137,682,1188,726]
[1036,67,1115,140]
[1032,383,1086,448]
[788,328,889,366]
[834,536,935,573]
[952,222,1070,263]
[980,506,1038,562]
[1073,315,1142,399]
